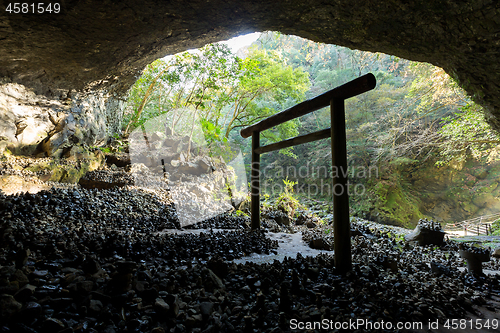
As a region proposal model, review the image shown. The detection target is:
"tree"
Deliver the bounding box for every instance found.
[222,48,310,139]
[123,61,174,134]
[437,102,500,165]
[123,42,310,158]
[123,44,240,134]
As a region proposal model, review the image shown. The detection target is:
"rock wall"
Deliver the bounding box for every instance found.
[367,152,500,226]
[412,157,500,223]
[0,79,123,157]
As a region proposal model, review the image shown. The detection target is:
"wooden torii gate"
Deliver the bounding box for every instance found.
[240,73,377,273]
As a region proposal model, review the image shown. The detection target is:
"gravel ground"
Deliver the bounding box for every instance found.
[1,158,499,332]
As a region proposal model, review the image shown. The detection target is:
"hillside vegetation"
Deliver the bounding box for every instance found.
[123,32,500,227]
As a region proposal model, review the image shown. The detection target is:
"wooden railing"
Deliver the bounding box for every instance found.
[463,223,493,236]
[462,213,499,235]
[447,213,500,236]
[241,73,377,273]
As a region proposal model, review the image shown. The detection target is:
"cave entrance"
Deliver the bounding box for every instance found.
[122,31,496,232]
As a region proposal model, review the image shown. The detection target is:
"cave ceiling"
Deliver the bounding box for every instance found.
[1,0,500,127]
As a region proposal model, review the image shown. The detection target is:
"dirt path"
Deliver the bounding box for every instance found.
[233,231,333,264]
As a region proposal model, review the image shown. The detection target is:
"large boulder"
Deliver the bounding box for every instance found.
[270,211,291,226]
[405,219,445,246]
[459,245,490,275]
[492,247,500,259]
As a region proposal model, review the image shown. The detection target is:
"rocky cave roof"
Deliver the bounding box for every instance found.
[1,0,500,128]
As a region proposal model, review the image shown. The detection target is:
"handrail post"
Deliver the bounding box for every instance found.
[330,98,351,273]
[251,131,261,230]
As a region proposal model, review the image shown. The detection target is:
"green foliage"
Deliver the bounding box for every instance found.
[98,147,113,154]
[234,210,249,217]
[275,178,303,218]
[124,42,310,153]
[492,219,500,236]
[437,102,500,165]
[252,32,500,226]
[109,133,128,153]
[124,31,500,227]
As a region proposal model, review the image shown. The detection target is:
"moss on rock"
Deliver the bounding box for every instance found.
[2,148,107,184]
[367,181,423,228]
[358,151,500,227]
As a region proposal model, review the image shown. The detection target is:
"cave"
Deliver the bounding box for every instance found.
[1,0,500,155]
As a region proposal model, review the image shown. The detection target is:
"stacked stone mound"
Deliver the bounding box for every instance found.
[459,244,491,256]
[0,187,179,233]
[301,220,375,251]
[405,218,445,246]
[459,244,491,274]
[79,169,135,189]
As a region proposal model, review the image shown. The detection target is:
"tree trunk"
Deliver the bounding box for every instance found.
[124,65,171,134]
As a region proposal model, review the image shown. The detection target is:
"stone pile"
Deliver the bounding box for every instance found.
[184,215,248,230]
[1,160,500,332]
[79,169,135,189]
[1,217,498,332]
[300,218,375,251]
[459,244,492,275]
[405,218,446,246]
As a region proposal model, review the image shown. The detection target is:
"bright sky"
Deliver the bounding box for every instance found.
[163,32,261,61]
[220,32,261,53]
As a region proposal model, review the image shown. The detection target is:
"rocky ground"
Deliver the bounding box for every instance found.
[1,156,500,333]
